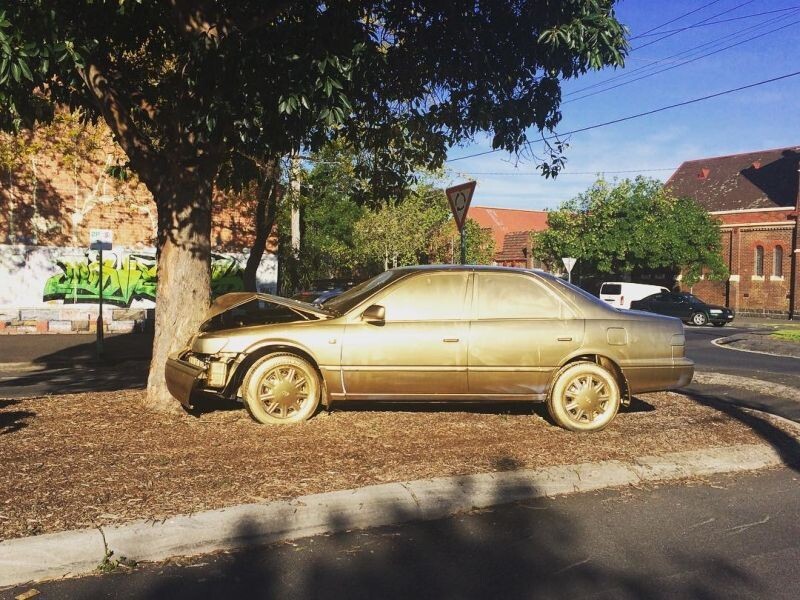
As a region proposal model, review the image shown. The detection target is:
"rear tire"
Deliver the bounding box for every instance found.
[242,353,320,424]
[690,312,708,326]
[547,362,620,432]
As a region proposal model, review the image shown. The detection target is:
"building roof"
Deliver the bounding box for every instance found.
[494,231,531,263]
[665,146,800,212]
[468,206,548,251]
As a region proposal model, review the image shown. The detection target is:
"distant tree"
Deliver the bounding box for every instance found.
[427,218,496,265]
[1,2,627,409]
[532,177,728,286]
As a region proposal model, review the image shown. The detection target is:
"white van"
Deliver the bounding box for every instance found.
[599,282,670,309]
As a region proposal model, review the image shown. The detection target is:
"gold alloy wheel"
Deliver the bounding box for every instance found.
[547,361,620,432]
[243,353,320,424]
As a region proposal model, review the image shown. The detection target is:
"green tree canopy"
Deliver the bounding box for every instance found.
[532,177,728,287]
[0,1,627,408]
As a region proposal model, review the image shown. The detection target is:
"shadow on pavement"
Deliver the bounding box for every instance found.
[683,389,800,474]
[68,464,758,599]
[0,332,152,398]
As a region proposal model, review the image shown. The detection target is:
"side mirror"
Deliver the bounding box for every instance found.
[362,304,385,324]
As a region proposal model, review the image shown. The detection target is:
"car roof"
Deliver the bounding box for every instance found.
[387,264,543,275]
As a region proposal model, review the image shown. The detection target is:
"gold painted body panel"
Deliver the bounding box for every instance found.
[468,319,584,394]
[341,321,469,394]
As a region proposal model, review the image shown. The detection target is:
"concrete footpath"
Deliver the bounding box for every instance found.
[0,441,792,588]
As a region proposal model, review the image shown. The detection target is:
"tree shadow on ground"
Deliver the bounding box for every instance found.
[0,398,35,434]
[0,332,152,397]
[682,389,800,474]
[117,463,760,599]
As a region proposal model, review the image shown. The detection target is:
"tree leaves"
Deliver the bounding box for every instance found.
[532,177,728,286]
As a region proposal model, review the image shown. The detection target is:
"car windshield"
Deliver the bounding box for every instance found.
[323,269,407,314]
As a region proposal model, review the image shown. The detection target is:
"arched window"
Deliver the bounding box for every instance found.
[774,245,784,277]
[754,246,764,277]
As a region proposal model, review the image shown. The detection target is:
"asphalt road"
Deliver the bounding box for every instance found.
[685,325,800,388]
[6,466,798,600]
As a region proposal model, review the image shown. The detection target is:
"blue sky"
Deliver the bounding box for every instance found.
[444,0,800,210]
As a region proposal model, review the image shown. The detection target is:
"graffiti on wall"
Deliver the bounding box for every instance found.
[42,251,245,306]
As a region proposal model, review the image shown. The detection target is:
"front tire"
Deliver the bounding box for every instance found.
[690,312,708,326]
[242,353,321,424]
[547,362,620,432]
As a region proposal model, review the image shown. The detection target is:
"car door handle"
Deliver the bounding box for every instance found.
[557,337,573,342]
[442,337,460,343]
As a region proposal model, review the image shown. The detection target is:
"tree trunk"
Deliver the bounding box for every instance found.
[145,173,214,412]
[244,157,281,292]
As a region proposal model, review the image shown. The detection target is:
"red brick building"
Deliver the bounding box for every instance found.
[469,206,549,267]
[665,146,800,319]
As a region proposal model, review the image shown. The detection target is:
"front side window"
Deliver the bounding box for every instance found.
[755,246,764,276]
[476,272,564,319]
[377,272,469,321]
[774,246,784,277]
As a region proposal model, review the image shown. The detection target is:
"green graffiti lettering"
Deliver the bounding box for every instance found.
[43,251,245,307]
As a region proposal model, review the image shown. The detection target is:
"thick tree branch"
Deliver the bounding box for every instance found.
[80,61,158,178]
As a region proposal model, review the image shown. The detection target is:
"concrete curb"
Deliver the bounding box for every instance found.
[0,443,784,588]
[712,335,800,360]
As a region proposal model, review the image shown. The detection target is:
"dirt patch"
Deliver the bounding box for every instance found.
[0,390,784,541]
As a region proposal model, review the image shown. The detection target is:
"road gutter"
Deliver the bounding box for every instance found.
[0,442,788,588]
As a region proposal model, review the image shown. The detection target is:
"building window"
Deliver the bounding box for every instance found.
[774,245,784,277]
[754,246,764,277]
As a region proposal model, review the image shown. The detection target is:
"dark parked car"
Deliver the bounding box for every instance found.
[630,292,734,327]
[291,279,358,305]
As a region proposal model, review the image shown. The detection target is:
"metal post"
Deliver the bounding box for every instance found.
[96,247,104,357]
[460,228,466,265]
[568,270,572,284]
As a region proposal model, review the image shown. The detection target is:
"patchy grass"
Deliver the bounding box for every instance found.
[772,329,800,344]
[0,389,785,541]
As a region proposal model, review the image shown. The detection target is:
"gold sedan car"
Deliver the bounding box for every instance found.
[165,266,693,431]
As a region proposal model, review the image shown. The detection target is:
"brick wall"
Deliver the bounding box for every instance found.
[0,119,274,251]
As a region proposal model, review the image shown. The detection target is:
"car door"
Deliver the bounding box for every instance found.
[340,271,471,398]
[468,271,583,396]
[669,294,693,320]
[649,292,674,316]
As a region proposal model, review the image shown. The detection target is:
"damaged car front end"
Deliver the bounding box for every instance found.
[165,292,333,408]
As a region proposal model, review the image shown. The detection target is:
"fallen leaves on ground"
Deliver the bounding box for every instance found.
[0,390,783,540]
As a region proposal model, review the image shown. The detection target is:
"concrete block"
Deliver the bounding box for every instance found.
[20,309,62,321]
[35,321,48,333]
[48,320,73,333]
[72,321,90,332]
[112,309,146,321]
[108,321,135,333]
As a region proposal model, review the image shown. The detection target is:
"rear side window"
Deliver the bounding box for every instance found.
[601,284,622,295]
[476,273,564,319]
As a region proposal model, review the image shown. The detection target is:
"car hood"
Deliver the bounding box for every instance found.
[204,292,334,323]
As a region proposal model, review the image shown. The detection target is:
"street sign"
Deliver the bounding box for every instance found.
[89,229,113,251]
[562,257,577,283]
[446,181,476,232]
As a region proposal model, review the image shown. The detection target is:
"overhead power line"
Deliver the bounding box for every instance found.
[631,0,725,39]
[564,16,800,104]
[632,0,758,51]
[453,168,678,176]
[632,6,800,37]
[446,69,800,164]
[564,9,799,98]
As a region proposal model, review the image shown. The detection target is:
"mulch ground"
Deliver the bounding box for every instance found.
[0,390,789,541]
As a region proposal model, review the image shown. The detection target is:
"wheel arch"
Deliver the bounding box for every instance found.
[551,353,631,407]
[224,343,330,407]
